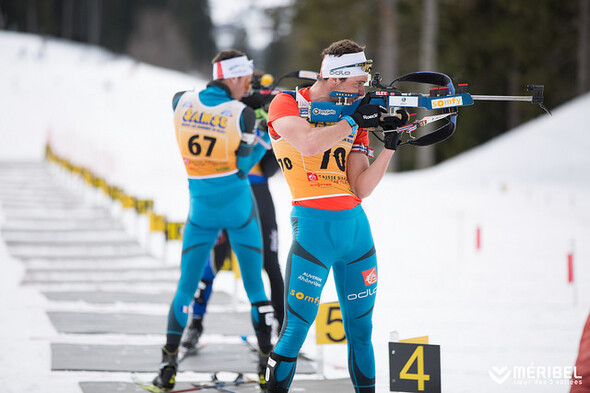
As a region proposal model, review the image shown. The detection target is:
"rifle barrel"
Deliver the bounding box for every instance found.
[471,95,533,102]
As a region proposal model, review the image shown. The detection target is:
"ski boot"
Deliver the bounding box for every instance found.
[252,301,274,390]
[152,346,178,390]
[258,352,269,390]
[181,317,203,350]
[265,351,297,393]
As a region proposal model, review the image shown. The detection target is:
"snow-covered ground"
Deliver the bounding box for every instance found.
[1,31,589,393]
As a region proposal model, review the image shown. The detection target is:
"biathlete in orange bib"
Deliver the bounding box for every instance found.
[264,39,409,393]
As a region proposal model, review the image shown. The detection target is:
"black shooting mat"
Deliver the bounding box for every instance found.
[1,217,125,232]
[21,254,167,270]
[47,309,251,335]
[52,343,315,374]
[42,289,233,304]
[79,378,351,393]
[21,265,179,285]
[43,290,174,304]
[0,196,86,209]
[8,243,151,260]
[2,229,138,246]
[1,205,113,220]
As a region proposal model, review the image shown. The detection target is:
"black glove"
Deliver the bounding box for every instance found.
[395,109,409,126]
[383,129,402,150]
[242,92,273,110]
[380,111,408,130]
[381,110,409,150]
[351,96,385,128]
[380,110,409,129]
[257,118,268,132]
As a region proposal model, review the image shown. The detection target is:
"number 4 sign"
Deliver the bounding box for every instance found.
[389,341,441,392]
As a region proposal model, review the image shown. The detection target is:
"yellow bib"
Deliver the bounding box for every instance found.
[173,92,245,179]
[271,123,359,202]
[249,162,264,177]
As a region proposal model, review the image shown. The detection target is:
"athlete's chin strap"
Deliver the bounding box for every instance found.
[387,71,458,147]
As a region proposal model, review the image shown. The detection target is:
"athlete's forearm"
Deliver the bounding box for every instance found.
[348,149,394,199]
[237,141,268,176]
[272,116,353,156]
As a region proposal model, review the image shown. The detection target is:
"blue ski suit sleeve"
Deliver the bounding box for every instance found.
[237,128,270,177]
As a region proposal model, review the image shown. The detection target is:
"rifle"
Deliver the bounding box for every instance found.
[250,69,549,147]
[306,71,550,147]
[243,70,318,149]
[245,69,318,109]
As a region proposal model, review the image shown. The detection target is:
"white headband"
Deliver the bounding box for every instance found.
[320,52,371,78]
[212,55,254,80]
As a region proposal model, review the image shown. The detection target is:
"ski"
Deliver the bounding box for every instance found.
[239,335,259,354]
[133,378,163,393]
[133,375,200,393]
[132,372,256,393]
[191,373,257,391]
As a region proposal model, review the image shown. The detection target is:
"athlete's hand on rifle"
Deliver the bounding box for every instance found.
[351,95,386,128]
[380,109,409,129]
[382,130,402,150]
[242,92,273,110]
[257,118,268,132]
[381,110,410,151]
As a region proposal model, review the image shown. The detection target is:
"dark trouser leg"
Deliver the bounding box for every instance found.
[252,183,285,328]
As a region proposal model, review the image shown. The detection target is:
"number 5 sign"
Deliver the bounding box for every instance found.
[389,342,441,392]
[316,302,346,344]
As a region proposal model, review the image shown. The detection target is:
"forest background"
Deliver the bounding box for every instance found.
[2,0,588,171]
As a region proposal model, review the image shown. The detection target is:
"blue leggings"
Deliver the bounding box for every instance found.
[271,205,377,391]
[166,184,268,337]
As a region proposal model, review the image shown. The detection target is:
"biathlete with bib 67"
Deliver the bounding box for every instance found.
[181,149,285,349]
[181,78,286,348]
[152,49,274,391]
[264,39,409,393]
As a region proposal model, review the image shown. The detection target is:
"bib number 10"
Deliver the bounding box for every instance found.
[320,147,346,171]
[277,147,347,173]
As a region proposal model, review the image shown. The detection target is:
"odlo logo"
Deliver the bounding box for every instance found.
[330,70,351,76]
[362,267,377,286]
[347,287,377,301]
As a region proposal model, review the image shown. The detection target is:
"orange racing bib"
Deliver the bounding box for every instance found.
[268,88,370,208]
[271,126,359,202]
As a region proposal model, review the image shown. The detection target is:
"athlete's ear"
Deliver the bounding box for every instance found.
[241,75,253,90]
[327,78,339,88]
[326,77,343,92]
